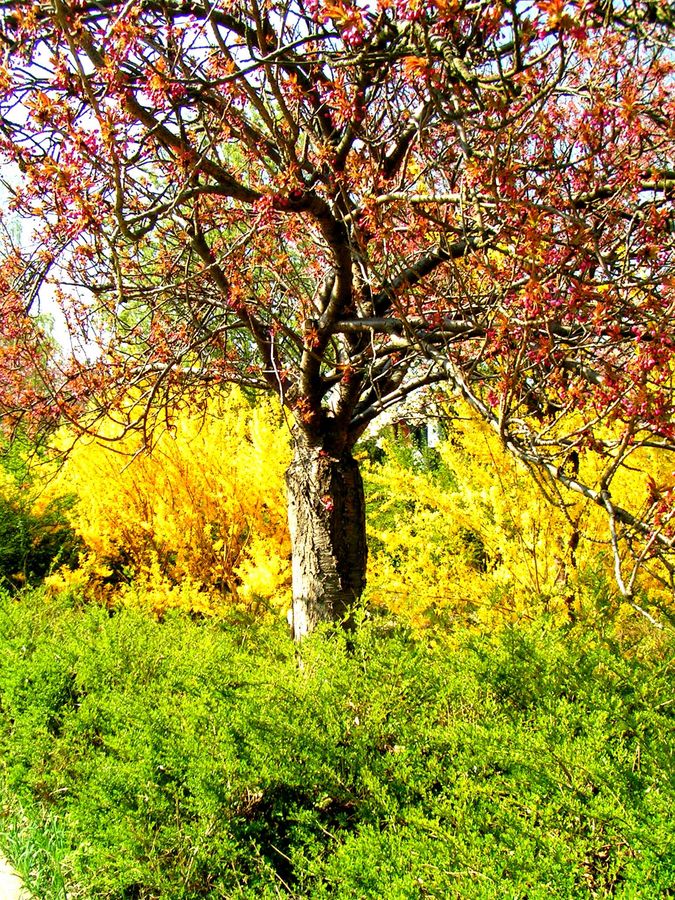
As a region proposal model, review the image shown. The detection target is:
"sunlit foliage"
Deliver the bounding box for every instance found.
[1,589,672,898]
[365,401,673,629]
[0,436,79,589]
[40,391,673,629]
[48,390,291,615]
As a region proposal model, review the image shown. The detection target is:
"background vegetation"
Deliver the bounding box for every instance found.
[0,436,80,592]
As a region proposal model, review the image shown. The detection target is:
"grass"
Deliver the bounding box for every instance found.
[0,792,68,899]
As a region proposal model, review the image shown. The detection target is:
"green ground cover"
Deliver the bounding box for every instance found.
[0,589,673,899]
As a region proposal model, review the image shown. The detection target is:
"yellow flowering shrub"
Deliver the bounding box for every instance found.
[49,390,292,615]
[0,443,81,588]
[364,400,673,629]
[42,387,672,628]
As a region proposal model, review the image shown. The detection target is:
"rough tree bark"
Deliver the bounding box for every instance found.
[285,433,367,641]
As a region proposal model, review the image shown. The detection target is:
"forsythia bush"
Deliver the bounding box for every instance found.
[364,401,672,629]
[43,390,672,626]
[48,390,291,615]
[0,439,79,588]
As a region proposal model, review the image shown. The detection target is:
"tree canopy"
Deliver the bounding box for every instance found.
[0,0,673,628]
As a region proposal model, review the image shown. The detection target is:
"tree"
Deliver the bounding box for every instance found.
[0,0,673,636]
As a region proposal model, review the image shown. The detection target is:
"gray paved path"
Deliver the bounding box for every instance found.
[0,854,30,899]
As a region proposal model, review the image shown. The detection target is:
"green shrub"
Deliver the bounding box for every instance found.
[0,589,673,898]
[0,438,80,588]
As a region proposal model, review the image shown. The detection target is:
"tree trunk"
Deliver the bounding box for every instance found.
[285,438,367,641]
